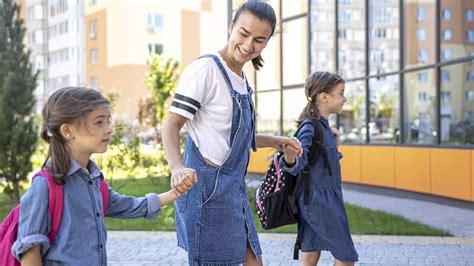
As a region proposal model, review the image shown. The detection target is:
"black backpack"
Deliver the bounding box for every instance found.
[255,118,333,259]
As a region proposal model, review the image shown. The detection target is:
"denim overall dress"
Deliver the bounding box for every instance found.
[294,118,359,262]
[175,54,261,265]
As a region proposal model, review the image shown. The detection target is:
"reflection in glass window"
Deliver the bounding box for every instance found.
[441,1,471,61]
[256,33,279,91]
[282,89,305,135]
[310,0,335,72]
[441,70,450,82]
[256,91,281,135]
[441,62,474,145]
[442,48,452,60]
[466,9,474,21]
[340,80,366,143]
[339,0,366,79]
[369,75,400,143]
[416,7,425,21]
[369,0,399,75]
[442,9,451,20]
[442,30,452,40]
[416,28,426,40]
[282,0,307,18]
[467,31,474,43]
[283,17,308,86]
[404,70,437,144]
[418,49,429,63]
[405,1,435,68]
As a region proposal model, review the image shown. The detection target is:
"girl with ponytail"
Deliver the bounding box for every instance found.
[282,72,359,265]
[12,87,196,265]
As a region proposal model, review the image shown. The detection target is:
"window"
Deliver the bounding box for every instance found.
[465,9,473,21]
[418,49,428,63]
[50,0,68,17]
[147,44,163,54]
[441,70,450,82]
[442,30,452,40]
[373,28,386,38]
[371,50,384,64]
[464,111,473,119]
[147,13,163,32]
[416,28,426,41]
[467,71,474,81]
[442,9,451,20]
[374,8,390,23]
[339,11,351,24]
[338,29,347,39]
[91,48,98,64]
[441,91,451,101]
[416,8,425,21]
[90,20,97,39]
[466,90,474,101]
[467,30,474,43]
[418,92,427,102]
[90,0,97,5]
[417,72,428,82]
[441,48,452,60]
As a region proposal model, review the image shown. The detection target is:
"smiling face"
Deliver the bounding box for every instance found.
[66,106,113,156]
[225,11,273,67]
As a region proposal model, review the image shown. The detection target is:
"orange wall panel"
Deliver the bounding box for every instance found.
[360,146,395,187]
[339,145,361,183]
[471,150,474,201]
[431,149,471,201]
[247,148,276,174]
[394,147,430,194]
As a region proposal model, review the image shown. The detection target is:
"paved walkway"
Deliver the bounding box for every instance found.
[107,178,474,265]
[107,231,474,265]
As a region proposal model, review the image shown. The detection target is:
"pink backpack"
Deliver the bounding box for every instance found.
[0,169,109,266]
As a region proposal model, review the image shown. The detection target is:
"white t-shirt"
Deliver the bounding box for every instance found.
[169,53,249,166]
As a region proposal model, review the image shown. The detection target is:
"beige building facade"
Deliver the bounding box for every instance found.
[85,0,228,120]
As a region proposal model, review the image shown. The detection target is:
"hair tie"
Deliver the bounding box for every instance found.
[46,131,53,137]
[307,96,312,101]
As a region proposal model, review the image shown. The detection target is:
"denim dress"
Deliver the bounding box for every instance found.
[282,118,359,262]
[12,159,162,265]
[175,54,261,265]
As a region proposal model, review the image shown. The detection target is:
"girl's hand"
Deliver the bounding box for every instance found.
[331,127,341,147]
[282,141,299,165]
[274,136,303,157]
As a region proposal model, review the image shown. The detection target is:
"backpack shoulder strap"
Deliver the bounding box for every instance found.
[34,169,63,242]
[99,178,110,216]
[294,118,324,167]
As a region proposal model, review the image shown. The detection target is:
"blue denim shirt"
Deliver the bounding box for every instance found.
[12,159,161,265]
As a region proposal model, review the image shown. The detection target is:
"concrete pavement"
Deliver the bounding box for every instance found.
[107,231,474,265]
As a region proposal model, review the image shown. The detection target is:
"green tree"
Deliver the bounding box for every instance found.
[0,0,39,203]
[141,54,181,127]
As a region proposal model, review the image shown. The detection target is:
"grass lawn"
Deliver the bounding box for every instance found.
[0,177,449,236]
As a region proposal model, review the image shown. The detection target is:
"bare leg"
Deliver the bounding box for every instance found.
[243,244,262,266]
[301,251,321,266]
[333,259,355,266]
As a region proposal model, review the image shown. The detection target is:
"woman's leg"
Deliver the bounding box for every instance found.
[301,251,321,266]
[244,244,262,266]
[333,259,355,266]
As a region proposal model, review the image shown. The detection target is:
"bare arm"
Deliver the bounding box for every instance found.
[162,112,195,194]
[20,245,42,266]
[256,135,302,156]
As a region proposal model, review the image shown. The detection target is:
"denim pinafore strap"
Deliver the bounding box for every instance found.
[175,54,260,265]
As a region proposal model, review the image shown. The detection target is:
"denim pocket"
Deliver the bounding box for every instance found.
[201,165,219,205]
[176,192,188,213]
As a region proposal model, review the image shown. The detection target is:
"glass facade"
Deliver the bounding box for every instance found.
[232,0,474,146]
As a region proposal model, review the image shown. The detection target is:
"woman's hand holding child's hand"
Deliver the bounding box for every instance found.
[282,137,300,166]
[171,168,197,197]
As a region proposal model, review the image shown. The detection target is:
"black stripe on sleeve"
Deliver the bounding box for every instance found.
[171,101,197,115]
[174,93,201,109]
